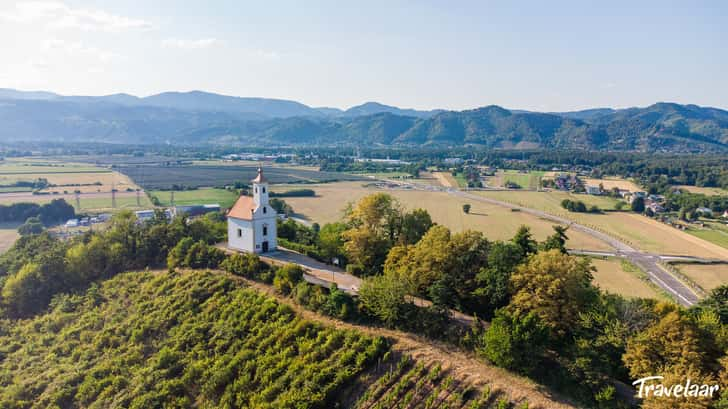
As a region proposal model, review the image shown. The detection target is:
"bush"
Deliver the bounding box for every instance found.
[482,310,548,374]
[18,217,44,236]
[273,264,305,295]
[221,253,267,278]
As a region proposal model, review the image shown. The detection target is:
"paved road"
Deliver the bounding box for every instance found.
[255,247,476,325]
[386,181,707,307]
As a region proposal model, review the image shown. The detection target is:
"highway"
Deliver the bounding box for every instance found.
[388,181,710,307]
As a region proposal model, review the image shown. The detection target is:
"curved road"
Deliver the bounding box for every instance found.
[392,182,704,306]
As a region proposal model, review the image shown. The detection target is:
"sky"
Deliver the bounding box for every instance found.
[0,0,726,111]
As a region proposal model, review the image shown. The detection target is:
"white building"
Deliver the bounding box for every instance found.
[227,167,278,253]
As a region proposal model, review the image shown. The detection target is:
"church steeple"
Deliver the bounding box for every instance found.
[252,167,269,206]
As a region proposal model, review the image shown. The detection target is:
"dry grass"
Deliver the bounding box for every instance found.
[673,263,728,291]
[590,258,665,300]
[0,224,20,254]
[676,185,728,196]
[582,177,642,192]
[431,172,457,188]
[279,182,612,250]
[0,168,139,193]
[473,190,728,259]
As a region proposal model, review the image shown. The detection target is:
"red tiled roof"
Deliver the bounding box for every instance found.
[228,196,256,220]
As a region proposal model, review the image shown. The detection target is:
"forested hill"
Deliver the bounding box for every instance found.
[0,88,727,152]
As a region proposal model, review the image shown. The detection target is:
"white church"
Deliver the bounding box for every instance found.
[227,167,278,253]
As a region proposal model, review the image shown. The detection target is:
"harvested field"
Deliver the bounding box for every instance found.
[474,190,728,259]
[431,172,458,188]
[582,177,642,192]
[673,263,728,291]
[590,258,665,300]
[676,185,728,196]
[0,223,20,254]
[279,182,612,250]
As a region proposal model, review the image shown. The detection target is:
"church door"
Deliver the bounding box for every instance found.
[262,241,269,253]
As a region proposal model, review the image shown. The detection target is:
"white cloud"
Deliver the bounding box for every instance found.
[43,38,123,63]
[162,38,221,49]
[0,1,153,32]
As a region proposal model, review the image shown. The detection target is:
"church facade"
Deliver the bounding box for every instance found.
[227,167,278,253]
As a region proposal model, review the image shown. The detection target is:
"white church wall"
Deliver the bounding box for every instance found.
[228,217,254,252]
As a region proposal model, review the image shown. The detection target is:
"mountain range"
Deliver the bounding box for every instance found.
[0,88,727,152]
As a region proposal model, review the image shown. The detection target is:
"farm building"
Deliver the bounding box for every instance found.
[227,167,278,254]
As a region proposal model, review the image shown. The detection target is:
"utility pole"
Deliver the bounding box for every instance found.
[170,190,175,206]
[136,189,141,207]
[75,191,81,210]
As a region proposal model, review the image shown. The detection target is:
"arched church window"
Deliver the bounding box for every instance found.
[263,206,267,214]
[255,187,258,193]
[263,225,268,236]
[263,187,266,193]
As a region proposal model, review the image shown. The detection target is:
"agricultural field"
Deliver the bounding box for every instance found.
[676,185,728,196]
[474,190,623,213]
[0,271,389,408]
[149,188,239,208]
[118,165,365,190]
[0,191,151,211]
[685,222,728,250]
[431,171,459,188]
[277,182,612,250]
[589,257,666,300]
[0,223,20,254]
[474,190,728,259]
[354,356,515,409]
[486,170,544,190]
[673,263,728,291]
[0,158,139,194]
[413,171,445,187]
[582,177,643,192]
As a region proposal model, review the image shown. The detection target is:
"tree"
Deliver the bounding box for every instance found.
[357,274,410,326]
[623,310,721,409]
[343,194,402,273]
[462,204,471,214]
[539,225,569,253]
[623,310,719,378]
[385,225,452,294]
[511,225,537,258]
[695,285,728,324]
[482,309,548,374]
[508,250,598,338]
[399,208,433,245]
[18,217,44,236]
[316,222,348,264]
[473,241,523,317]
[167,237,195,269]
[631,196,645,213]
[1,263,50,317]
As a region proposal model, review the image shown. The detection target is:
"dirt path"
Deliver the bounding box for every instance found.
[432,172,455,188]
[223,271,578,409]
